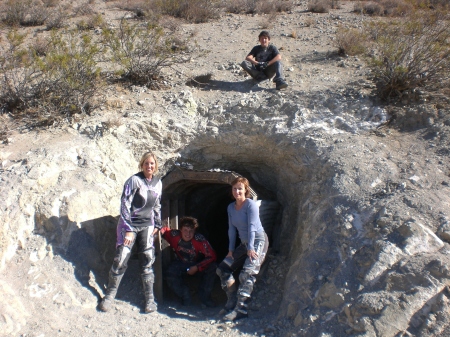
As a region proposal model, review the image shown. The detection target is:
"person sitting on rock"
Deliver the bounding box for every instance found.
[161,216,217,307]
[241,30,288,90]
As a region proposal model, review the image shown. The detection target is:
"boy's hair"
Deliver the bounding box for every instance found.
[179,216,199,230]
[259,30,271,40]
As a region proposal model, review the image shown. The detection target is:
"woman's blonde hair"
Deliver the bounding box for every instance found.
[138,152,158,174]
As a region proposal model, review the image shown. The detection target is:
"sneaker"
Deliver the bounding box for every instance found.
[98,297,113,312]
[276,82,288,90]
[223,309,248,321]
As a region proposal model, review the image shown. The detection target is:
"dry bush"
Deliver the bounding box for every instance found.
[224,0,258,14]
[256,0,276,13]
[259,12,278,29]
[1,0,49,27]
[362,1,384,15]
[152,0,221,23]
[290,30,298,38]
[308,0,331,13]
[43,0,60,7]
[45,6,69,29]
[335,26,367,56]
[274,0,295,12]
[365,13,450,99]
[381,0,413,16]
[224,0,293,14]
[73,1,96,16]
[304,16,316,27]
[116,0,151,17]
[354,0,415,16]
[0,29,104,126]
[31,37,50,56]
[76,14,104,30]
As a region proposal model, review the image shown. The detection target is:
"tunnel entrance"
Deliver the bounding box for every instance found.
[153,167,281,302]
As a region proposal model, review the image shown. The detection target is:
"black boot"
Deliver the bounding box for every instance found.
[98,271,123,312]
[224,283,237,311]
[142,274,157,313]
[223,295,249,321]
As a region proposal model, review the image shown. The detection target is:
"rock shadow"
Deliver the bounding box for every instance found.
[201,79,268,93]
[34,214,149,310]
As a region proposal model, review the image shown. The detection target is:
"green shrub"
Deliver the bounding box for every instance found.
[365,13,450,98]
[335,26,367,56]
[101,18,189,88]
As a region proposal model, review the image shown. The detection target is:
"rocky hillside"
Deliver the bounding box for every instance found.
[1,1,450,337]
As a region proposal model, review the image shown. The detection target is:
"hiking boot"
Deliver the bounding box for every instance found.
[223,309,248,321]
[144,300,157,313]
[142,274,157,313]
[98,296,114,312]
[276,81,288,90]
[98,271,123,312]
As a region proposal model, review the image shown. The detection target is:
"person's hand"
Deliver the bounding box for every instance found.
[226,251,234,259]
[187,265,198,275]
[247,249,258,262]
[259,62,268,70]
[124,232,134,246]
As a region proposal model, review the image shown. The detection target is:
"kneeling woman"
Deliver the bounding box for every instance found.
[217,177,269,321]
[99,152,162,313]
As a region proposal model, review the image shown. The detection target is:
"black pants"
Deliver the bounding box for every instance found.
[165,260,217,301]
[110,226,155,278]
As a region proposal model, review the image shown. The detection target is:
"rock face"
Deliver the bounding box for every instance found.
[2,84,450,336]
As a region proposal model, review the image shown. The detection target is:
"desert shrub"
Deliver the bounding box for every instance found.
[43,0,60,7]
[335,26,367,56]
[116,0,152,17]
[223,0,258,14]
[0,29,104,125]
[365,13,450,98]
[224,0,293,14]
[76,14,104,30]
[1,0,49,27]
[73,1,96,16]
[31,37,50,56]
[101,19,189,88]
[45,6,69,30]
[259,12,278,29]
[151,0,221,23]
[308,0,331,13]
[362,2,384,15]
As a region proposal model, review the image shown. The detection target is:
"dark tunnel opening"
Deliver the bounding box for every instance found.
[158,168,282,304]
